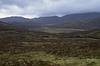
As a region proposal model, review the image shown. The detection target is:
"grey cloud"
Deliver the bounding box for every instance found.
[0,0,38,8]
[0,0,100,18]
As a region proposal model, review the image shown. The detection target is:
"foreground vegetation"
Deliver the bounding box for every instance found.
[0,52,100,66]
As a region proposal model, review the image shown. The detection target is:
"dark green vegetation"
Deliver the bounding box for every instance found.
[0,21,100,66]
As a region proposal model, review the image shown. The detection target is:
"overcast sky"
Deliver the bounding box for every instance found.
[0,0,100,18]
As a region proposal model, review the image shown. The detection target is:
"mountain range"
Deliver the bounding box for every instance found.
[0,12,100,33]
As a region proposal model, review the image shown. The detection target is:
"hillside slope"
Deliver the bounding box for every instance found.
[0,12,100,33]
